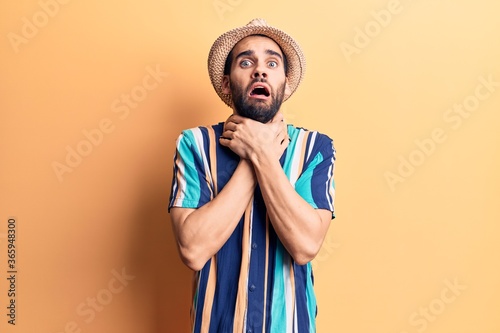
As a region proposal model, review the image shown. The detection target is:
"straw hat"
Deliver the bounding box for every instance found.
[208,18,306,107]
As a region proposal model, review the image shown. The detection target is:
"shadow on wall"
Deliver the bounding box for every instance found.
[124,75,222,332]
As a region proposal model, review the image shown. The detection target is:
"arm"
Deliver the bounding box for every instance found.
[170,159,256,271]
[220,113,333,265]
[251,153,332,265]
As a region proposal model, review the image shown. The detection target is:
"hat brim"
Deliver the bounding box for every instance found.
[208,20,306,107]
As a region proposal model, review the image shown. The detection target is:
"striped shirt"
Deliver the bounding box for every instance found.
[169,122,336,333]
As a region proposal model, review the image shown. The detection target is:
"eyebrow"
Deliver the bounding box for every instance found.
[234,49,284,61]
[235,50,254,61]
[265,49,283,60]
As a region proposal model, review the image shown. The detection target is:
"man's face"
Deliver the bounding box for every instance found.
[222,35,291,123]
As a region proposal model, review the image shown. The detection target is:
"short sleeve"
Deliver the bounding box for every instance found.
[294,134,336,218]
[168,129,214,211]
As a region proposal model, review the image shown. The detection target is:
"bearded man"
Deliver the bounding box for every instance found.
[169,18,336,333]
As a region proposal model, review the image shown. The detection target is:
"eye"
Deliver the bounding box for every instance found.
[268,61,278,68]
[240,60,252,67]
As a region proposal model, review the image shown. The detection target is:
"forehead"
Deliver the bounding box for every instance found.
[231,35,283,57]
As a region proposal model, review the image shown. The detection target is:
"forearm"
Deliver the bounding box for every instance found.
[171,159,256,270]
[251,152,330,265]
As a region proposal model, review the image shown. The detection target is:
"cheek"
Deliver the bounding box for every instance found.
[271,78,287,93]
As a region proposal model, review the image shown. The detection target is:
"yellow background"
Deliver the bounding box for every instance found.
[1,0,499,332]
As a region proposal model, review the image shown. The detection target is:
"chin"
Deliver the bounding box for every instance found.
[241,106,277,123]
[231,84,285,123]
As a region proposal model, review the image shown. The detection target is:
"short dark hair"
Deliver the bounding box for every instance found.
[223,35,289,76]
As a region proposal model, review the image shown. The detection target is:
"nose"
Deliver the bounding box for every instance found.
[253,62,267,79]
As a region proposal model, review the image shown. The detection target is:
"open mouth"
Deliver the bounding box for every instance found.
[249,85,270,98]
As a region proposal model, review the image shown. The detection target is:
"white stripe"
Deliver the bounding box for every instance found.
[170,137,182,201]
[326,162,333,211]
[191,128,215,199]
[192,128,213,184]
[242,201,255,331]
[175,137,187,205]
[294,303,298,333]
[289,131,304,187]
[306,131,317,162]
[171,163,178,204]
[283,255,293,333]
[248,201,254,262]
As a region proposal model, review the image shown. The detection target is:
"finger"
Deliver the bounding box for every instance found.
[224,114,239,130]
[274,121,287,138]
[227,114,245,124]
[275,125,286,142]
[282,122,289,138]
[282,136,290,149]
[279,136,290,149]
[219,134,234,147]
[277,128,289,144]
[224,121,238,132]
[221,130,235,140]
[224,118,233,131]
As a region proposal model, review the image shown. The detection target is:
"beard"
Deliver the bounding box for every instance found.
[230,79,286,123]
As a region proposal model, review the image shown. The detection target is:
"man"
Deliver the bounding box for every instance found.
[169,18,336,333]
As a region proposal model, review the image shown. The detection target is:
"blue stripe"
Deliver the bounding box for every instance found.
[294,263,311,333]
[246,188,267,333]
[213,123,240,191]
[311,136,335,212]
[209,223,242,332]
[193,259,212,333]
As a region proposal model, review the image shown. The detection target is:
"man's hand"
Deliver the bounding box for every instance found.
[219,112,289,161]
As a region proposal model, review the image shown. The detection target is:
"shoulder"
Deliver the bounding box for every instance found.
[287,124,335,152]
[176,122,225,145]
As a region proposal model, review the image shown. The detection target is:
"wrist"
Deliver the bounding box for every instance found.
[251,149,278,171]
[238,158,257,182]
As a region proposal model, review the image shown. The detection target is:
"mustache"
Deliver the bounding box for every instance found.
[251,77,266,83]
[247,78,268,89]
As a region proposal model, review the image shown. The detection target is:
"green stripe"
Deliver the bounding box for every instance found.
[305,263,317,332]
[178,130,202,206]
[294,152,324,209]
[270,241,287,332]
[282,125,298,179]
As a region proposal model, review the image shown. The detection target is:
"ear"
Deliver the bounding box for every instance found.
[222,75,231,94]
[284,77,292,99]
